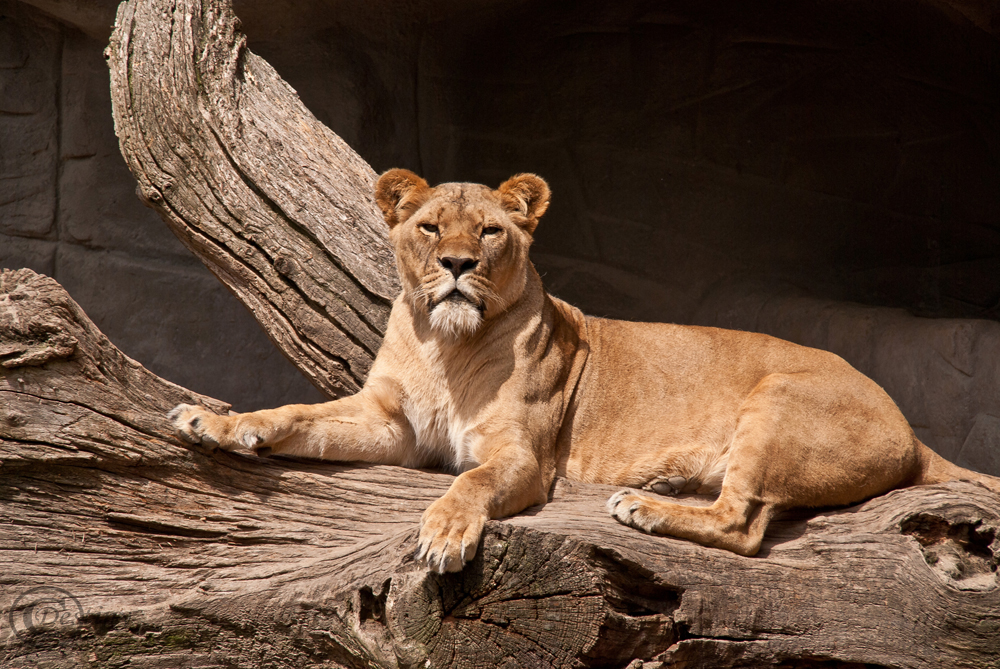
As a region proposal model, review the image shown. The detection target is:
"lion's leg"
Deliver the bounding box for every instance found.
[608,412,776,555]
[169,376,419,465]
[608,377,804,555]
[608,486,777,556]
[638,441,729,496]
[418,435,548,573]
[609,390,786,554]
[607,374,796,554]
[610,370,920,555]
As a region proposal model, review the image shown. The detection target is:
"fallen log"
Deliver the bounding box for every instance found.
[2,268,999,668]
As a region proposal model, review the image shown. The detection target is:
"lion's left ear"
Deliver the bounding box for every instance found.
[498,174,550,235]
[375,168,431,229]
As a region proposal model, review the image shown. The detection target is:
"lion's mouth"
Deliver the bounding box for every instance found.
[425,285,488,337]
[434,289,485,313]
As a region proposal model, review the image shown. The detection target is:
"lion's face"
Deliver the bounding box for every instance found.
[375,170,550,338]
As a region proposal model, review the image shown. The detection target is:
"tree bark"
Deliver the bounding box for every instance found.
[1,268,999,668]
[0,0,997,666]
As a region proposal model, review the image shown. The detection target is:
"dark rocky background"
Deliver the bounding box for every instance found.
[2,0,998,473]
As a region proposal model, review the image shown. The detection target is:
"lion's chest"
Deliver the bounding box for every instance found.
[376,307,529,472]
[398,353,495,472]
[403,395,476,471]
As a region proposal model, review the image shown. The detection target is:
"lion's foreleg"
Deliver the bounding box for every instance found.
[170,377,417,464]
[417,443,547,573]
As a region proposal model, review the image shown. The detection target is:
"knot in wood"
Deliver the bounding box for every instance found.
[273,255,300,278]
[0,273,79,368]
[2,410,27,427]
[901,512,999,592]
[134,183,163,208]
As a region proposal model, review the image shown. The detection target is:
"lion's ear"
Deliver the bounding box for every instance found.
[498,173,550,234]
[375,169,431,229]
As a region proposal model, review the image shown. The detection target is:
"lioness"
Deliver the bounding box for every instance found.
[171,169,1000,572]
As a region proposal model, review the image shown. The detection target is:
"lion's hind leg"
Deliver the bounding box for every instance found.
[607,416,778,555]
[608,488,777,556]
[609,369,918,555]
[633,440,730,497]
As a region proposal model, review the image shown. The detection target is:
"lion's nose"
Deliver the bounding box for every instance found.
[439,256,478,278]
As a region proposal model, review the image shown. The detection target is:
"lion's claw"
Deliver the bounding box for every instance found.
[417,496,486,574]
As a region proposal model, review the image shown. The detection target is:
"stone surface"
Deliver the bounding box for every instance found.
[955,413,1000,476]
[0,235,57,276]
[0,3,59,238]
[54,244,325,411]
[0,1,323,411]
[397,0,1000,322]
[58,30,193,262]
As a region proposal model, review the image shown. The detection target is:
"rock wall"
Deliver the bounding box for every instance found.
[401,0,1000,324]
[0,1,324,410]
[2,0,998,472]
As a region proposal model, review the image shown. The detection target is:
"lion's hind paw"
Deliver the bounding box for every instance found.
[607,489,660,534]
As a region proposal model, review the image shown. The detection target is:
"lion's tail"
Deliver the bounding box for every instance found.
[910,439,1000,494]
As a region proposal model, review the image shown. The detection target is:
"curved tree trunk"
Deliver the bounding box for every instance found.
[0,0,998,666]
[107,0,398,398]
[2,268,999,669]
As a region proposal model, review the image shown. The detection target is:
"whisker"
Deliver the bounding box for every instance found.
[416,272,454,309]
[465,275,507,315]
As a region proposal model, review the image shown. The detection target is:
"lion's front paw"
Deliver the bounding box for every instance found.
[168,404,263,454]
[607,490,661,534]
[169,404,219,446]
[416,496,487,574]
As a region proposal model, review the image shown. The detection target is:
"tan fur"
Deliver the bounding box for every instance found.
[171,170,1000,571]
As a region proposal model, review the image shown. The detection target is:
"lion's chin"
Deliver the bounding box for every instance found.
[428,298,483,339]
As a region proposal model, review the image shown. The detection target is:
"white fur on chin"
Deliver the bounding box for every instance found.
[429,299,483,338]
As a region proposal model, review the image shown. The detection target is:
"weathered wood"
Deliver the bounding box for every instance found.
[106,0,399,399]
[2,268,999,668]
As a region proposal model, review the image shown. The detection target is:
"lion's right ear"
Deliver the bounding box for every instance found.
[375,169,431,229]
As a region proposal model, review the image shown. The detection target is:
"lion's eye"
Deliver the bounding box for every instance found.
[418,223,439,235]
[481,225,502,237]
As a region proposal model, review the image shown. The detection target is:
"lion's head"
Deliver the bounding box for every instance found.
[374,169,550,338]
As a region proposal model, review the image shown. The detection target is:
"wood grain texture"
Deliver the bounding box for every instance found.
[106,0,398,398]
[2,268,999,668]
